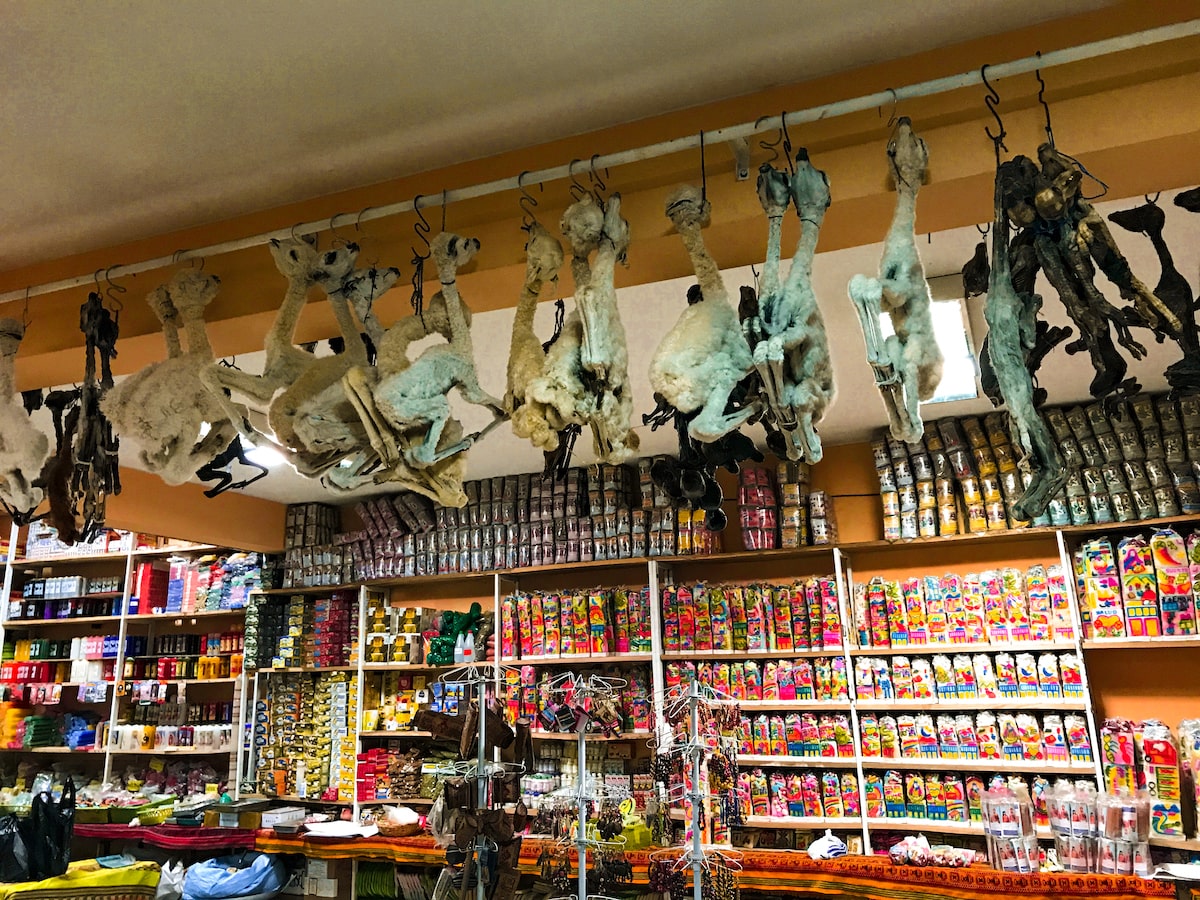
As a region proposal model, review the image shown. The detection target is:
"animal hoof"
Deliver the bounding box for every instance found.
[699,477,723,510]
[680,469,706,500]
[704,507,728,532]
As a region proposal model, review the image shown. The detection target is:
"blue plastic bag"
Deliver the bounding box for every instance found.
[182,853,287,900]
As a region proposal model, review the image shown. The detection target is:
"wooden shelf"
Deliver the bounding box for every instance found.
[3,613,122,628]
[256,666,359,674]
[1148,834,1200,851]
[865,816,984,835]
[740,814,862,829]
[661,649,844,661]
[738,754,857,768]
[261,795,354,806]
[10,553,130,568]
[127,608,246,622]
[360,663,452,673]
[737,699,850,710]
[659,546,835,568]
[0,745,97,753]
[531,731,650,742]
[852,640,1074,656]
[358,797,434,806]
[252,585,355,596]
[854,696,1087,711]
[132,545,222,559]
[499,653,654,667]
[1083,637,1200,650]
[358,730,434,739]
[108,747,234,755]
[120,677,240,686]
[859,757,1093,774]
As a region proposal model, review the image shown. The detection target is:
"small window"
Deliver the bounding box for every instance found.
[878,297,978,404]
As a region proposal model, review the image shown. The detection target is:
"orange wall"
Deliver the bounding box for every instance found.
[105,468,285,552]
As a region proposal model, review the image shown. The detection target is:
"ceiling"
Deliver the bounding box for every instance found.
[0,0,1111,272]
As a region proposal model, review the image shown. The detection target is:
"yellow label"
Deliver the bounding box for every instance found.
[149,758,165,773]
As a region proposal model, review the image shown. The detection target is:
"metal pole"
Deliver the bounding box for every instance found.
[4,20,1198,304]
[476,672,488,900]
[690,681,702,900]
[577,724,588,900]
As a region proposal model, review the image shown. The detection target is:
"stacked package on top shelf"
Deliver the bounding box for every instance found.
[852,565,1075,649]
[740,464,779,551]
[343,464,666,579]
[874,393,1200,542]
[132,553,265,615]
[243,590,358,670]
[1074,527,1200,639]
[499,587,652,661]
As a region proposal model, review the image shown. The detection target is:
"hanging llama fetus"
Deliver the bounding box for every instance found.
[506,222,569,453]
[343,232,502,489]
[847,117,943,444]
[270,258,402,475]
[746,149,835,462]
[982,160,1067,518]
[570,194,640,462]
[650,184,757,442]
[529,194,639,464]
[199,234,359,450]
[1109,195,1200,395]
[103,269,239,485]
[0,319,50,520]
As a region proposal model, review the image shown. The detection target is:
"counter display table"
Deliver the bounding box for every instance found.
[253,831,1179,900]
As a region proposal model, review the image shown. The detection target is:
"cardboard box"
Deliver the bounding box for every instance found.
[260,806,306,828]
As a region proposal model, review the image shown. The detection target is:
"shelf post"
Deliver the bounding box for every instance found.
[835,548,872,852]
[1056,529,1104,791]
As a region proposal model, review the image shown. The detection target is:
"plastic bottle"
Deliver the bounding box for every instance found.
[454,633,466,664]
[462,631,476,663]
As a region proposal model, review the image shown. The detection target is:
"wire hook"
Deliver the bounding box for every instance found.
[411,195,432,253]
[981,64,1007,157]
[698,130,707,203]
[517,171,542,230]
[881,88,898,128]
[588,154,608,200]
[755,115,785,167]
[976,222,991,236]
[103,265,126,313]
[1034,52,1055,149]
[22,288,30,330]
[440,188,447,233]
[779,112,796,175]
[355,206,376,234]
[568,159,589,202]
[1146,192,1161,206]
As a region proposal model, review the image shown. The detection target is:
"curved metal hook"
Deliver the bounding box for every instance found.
[411,195,432,255]
[440,188,448,233]
[755,115,785,167]
[976,222,991,236]
[882,88,898,128]
[567,159,589,202]
[172,249,205,271]
[355,206,376,233]
[1033,52,1055,149]
[981,64,1007,155]
[698,130,707,202]
[289,222,305,242]
[328,211,352,246]
[588,154,608,198]
[22,288,31,330]
[517,171,542,230]
[93,268,103,295]
[779,111,796,175]
[103,265,125,312]
[1145,192,1161,206]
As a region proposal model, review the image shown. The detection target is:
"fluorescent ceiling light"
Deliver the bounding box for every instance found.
[244,443,287,468]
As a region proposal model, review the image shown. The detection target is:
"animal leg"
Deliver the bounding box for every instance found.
[887,334,923,444]
[847,275,896,379]
[688,377,755,444]
[342,367,398,465]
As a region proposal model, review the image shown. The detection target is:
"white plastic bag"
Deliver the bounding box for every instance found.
[156,860,185,900]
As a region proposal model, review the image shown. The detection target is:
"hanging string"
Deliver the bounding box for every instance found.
[699,130,707,203]
[541,299,566,354]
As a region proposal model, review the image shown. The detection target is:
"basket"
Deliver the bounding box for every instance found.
[109,798,173,825]
[376,821,423,838]
[75,806,111,824]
